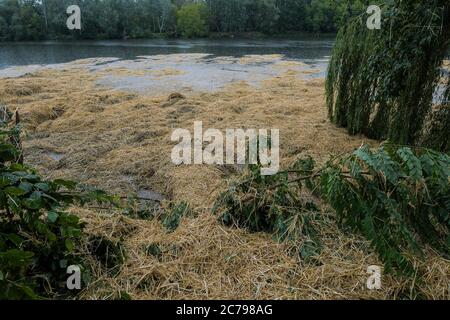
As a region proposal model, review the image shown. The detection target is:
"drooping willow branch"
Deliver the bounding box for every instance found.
[326,0,450,152]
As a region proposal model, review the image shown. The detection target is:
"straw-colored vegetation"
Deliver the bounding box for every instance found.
[0,57,448,300]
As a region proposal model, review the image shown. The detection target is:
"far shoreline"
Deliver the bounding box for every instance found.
[0,32,337,44]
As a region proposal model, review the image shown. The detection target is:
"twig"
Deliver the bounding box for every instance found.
[119,195,164,203]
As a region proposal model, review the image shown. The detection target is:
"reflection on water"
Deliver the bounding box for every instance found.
[0,37,334,68]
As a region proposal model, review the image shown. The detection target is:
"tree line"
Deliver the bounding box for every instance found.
[0,0,368,41]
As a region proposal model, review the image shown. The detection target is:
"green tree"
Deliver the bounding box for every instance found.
[304,0,336,33]
[245,0,279,34]
[275,0,306,32]
[177,2,208,38]
[0,16,8,40]
[0,0,370,40]
[206,0,248,33]
[326,0,450,151]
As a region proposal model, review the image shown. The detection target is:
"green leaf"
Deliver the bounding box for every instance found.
[35,221,48,235]
[35,183,50,192]
[397,147,423,181]
[0,143,18,162]
[47,231,57,243]
[65,239,74,252]
[47,211,59,223]
[4,186,27,196]
[0,249,34,268]
[23,191,43,209]
[1,173,19,185]
[59,259,68,269]
[19,284,39,300]
[18,182,33,193]
[53,179,77,190]
[0,120,93,299]
[4,234,25,247]
[0,176,12,188]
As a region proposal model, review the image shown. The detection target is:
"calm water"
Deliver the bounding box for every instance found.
[0,37,334,69]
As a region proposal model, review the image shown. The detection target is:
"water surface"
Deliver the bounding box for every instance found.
[0,38,334,68]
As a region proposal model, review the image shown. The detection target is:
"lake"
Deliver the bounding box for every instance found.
[0,37,334,68]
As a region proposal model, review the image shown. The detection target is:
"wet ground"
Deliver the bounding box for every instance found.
[0,38,332,94]
[0,53,328,94]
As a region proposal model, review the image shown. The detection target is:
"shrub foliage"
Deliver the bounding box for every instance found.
[213,162,324,259]
[0,122,115,299]
[214,145,450,274]
[321,144,450,273]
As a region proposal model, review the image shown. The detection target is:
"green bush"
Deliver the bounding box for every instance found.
[176,3,209,38]
[213,162,324,259]
[321,144,450,274]
[0,123,116,299]
[213,145,450,274]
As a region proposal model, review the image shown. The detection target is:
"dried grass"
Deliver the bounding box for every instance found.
[0,56,448,300]
[100,67,186,77]
[443,59,450,69]
[74,208,449,300]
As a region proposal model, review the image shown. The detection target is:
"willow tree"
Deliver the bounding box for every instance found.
[326,1,450,152]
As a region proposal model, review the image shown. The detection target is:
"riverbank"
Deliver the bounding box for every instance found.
[207,32,336,40]
[0,55,448,299]
[0,32,336,43]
